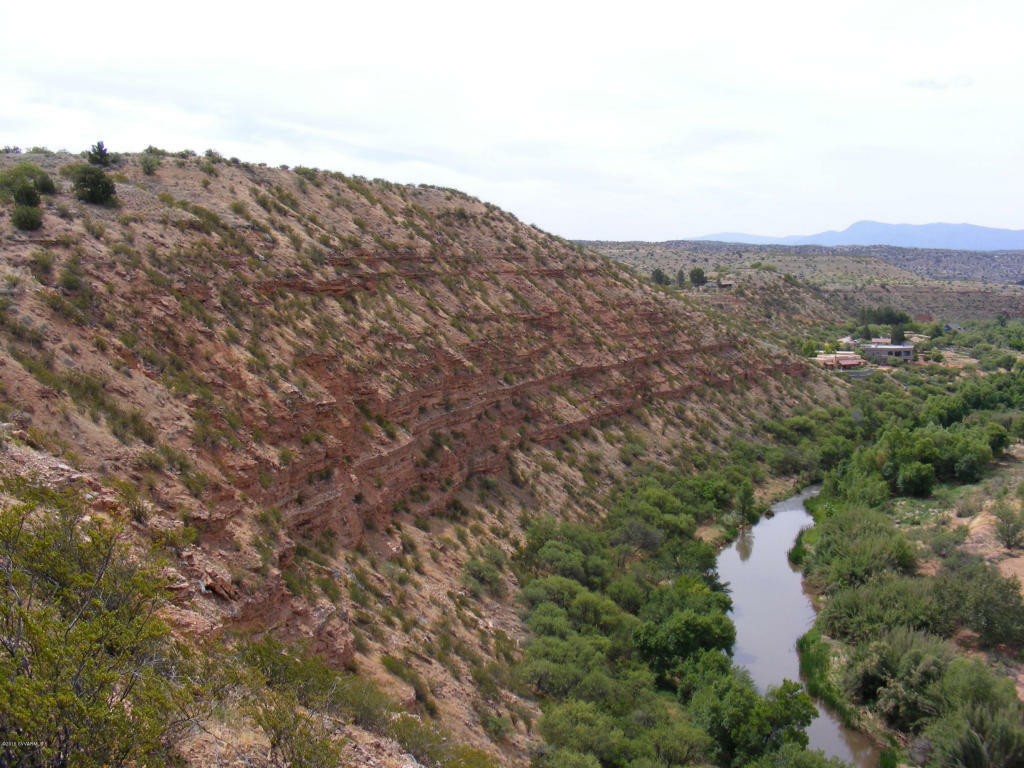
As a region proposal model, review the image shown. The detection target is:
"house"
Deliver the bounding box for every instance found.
[860,342,914,364]
[815,352,864,370]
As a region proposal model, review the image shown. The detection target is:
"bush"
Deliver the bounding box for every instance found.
[28,248,53,280]
[11,204,42,230]
[820,576,950,642]
[63,164,116,204]
[140,154,160,175]
[251,691,340,768]
[12,183,40,206]
[994,505,1024,549]
[0,162,55,200]
[464,557,505,597]
[924,700,1024,767]
[0,476,185,766]
[935,555,1024,647]
[843,628,952,733]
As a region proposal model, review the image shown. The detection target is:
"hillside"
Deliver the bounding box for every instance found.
[0,149,842,766]
[698,220,1024,251]
[591,239,1024,320]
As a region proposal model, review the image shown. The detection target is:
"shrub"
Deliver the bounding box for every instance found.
[935,555,1024,647]
[35,172,56,194]
[12,183,40,206]
[63,164,116,204]
[0,476,185,766]
[11,204,42,230]
[28,248,54,280]
[844,628,952,732]
[464,557,505,597]
[251,691,340,768]
[0,162,55,200]
[994,505,1024,549]
[820,576,950,642]
[140,154,160,175]
[924,700,1024,767]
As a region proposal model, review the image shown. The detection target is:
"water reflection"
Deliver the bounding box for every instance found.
[735,527,754,561]
[717,487,880,768]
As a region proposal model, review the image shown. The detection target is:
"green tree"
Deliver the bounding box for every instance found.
[63,164,116,204]
[896,461,935,498]
[651,267,671,286]
[87,140,112,166]
[689,267,707,287]
[690,672,816,766]
[738,479,757,522]
[633,609,735,676]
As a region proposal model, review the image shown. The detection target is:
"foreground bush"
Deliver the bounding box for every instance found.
[0,476,186,767]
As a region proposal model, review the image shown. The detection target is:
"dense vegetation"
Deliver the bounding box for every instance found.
[793,361,1024,766]
[514,331,1024,768]
[514,462,849,768]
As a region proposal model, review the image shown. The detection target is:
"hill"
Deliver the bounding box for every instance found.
[589,239,1024,320]
[698,219,1024,251]
[0,148,842,766]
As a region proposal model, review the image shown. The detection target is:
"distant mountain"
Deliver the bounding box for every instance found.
[698,221,1024,251]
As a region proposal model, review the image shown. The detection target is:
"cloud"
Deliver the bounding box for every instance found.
[2,0,1022,238]
[907,76,974,90]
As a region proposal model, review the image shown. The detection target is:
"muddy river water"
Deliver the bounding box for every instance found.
[716,486,881,767]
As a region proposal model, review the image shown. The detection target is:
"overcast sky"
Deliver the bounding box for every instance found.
[3,0,1022,240]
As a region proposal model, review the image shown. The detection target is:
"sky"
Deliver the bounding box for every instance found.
[2,0,1022,240]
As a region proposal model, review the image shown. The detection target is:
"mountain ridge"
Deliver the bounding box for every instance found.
[698,219,1024,251]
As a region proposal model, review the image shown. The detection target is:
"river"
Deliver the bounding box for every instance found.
[716,486,881,767]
